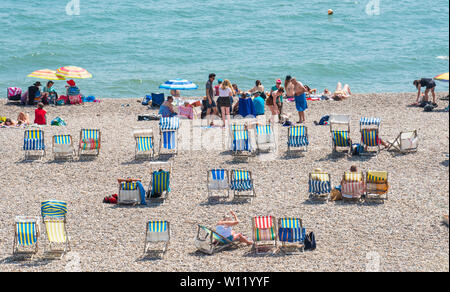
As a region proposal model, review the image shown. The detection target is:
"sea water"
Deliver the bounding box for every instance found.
[0,0,448,98]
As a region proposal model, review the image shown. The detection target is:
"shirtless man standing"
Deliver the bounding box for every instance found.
[291,77,308,123]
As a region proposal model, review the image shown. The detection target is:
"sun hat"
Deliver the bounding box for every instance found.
[67,79,76,87]
[276,79,282,84]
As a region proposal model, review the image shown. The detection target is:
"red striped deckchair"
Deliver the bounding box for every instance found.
[252,216,277,254]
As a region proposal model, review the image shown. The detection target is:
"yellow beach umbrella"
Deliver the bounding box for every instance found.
[434,72,449,83]
[56,66,92,79]
[27,69,66,80]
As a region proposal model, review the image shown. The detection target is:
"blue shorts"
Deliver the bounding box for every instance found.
[295,93,307,112]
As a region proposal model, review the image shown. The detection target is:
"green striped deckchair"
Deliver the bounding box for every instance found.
[194,225,237,255]
[13,216,40,258]
[252,216,277,254]
[143,221,170,256]
[52,134,75,159]
[79,129,101,156]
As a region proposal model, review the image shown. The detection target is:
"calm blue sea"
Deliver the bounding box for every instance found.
[0,0,448,98]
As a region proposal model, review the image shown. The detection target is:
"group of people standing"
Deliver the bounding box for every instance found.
[205,73,311,127]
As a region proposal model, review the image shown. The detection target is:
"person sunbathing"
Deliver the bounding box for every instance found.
[158,96,178,117]
[0,118,16,127]
[332,82,352,100]
[216,211,253,246]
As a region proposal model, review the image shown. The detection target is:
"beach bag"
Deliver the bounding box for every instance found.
[318,115,329,125]
[69,95,82,104]
[304,232,316,251]
[7,87,22,101]
[51,117,67,126]
[142,95,152,105]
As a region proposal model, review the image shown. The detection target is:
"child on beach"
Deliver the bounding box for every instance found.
[34,103,47,125]
[216,211,253,245]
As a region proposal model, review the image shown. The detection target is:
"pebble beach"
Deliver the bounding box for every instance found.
[0,92,448,272]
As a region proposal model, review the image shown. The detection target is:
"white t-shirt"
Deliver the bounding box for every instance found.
[216,225,232,238]
[218,87,232,97]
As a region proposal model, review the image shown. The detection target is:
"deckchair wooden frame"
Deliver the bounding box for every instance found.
[194,225,238,255]
[387,130,418,153]
[78,128,101,157]
[52,134,76,160]
[143,221,170,257]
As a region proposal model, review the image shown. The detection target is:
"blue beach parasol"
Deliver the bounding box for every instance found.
[159,79,198,90]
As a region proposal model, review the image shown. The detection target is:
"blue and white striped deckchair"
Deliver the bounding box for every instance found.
[23,129,46,159]
[13,216,40,258]
[159,117,179,155]
[52,134,75,159]
[207,169,230,199]
[287,125,309,152]
[134,129,154,159]
[41,200,68,220]
[195,225,237,254]
[308,172,331,200]
[256,124,275,151]
[230,124,252,155]
[230,170,255,201]
[278,218,306,253]
[360,117,381,129]
[79,129,101,156]
[144,221,170,256]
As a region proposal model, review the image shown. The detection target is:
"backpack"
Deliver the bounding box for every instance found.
[304,232,316,251]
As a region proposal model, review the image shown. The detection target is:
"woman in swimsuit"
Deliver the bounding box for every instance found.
[332,82,352,100]
[413,78,437,107]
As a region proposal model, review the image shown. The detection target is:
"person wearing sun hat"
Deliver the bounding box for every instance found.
[270,79,284,122]
[65,79,82,104]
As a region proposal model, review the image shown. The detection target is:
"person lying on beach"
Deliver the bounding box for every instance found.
[0,118,16,127]
[158,96,178,117]
[412,78,437,107]
[0,112,30,127]
[304,85,317,95]
[216,211,253,246]
[332,82,352,100]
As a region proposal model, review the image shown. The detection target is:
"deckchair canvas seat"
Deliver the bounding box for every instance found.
[144,221,170,256]
[252,216,277,254]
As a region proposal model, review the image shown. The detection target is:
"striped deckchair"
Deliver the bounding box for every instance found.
[23,129,46,160]
[230,124,252,156]
[143,221,170,256]
[43,218,70,257]
[207,169,230,199]
[341,171,365,201]
[13,216,40,258]
[329,114,351,154]
[360,117,381,129]
[230,169,256,202]
[252,216,277,254]
[194,225,237,255]
[134,129,154,159]
[365,171,389,200]
[278,218,306,254]
[308,171,332,200]
[148,162,172,201]
[255,123,275,152]
[41,200,67,220]
[360,128,381,155]
[387,130,418,153]
[118,179,141,205]
[79,129,101,156]
[159,117,179,155]
[287,125,309,153]
[52,134,75,160]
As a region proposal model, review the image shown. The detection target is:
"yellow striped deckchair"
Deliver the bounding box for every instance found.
[308,171,331,200]
[329,114,351,155]
[361,128,381,155]
[41,200,67,219]
[52,134,75,159]
[79,129,101,156]
[13,216,40,258]
[44,218,70,257]
[365,171,389,200]
[230,169,256,202]
[23,129,46,160]
[143,221,170,257]
[147,162,172,202]
[278,218,306,254]
[134,129,154,159]
[255,123,275,152]
[118,179,141,204]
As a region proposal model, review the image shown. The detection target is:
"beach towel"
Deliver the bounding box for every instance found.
[238,98,256,117]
